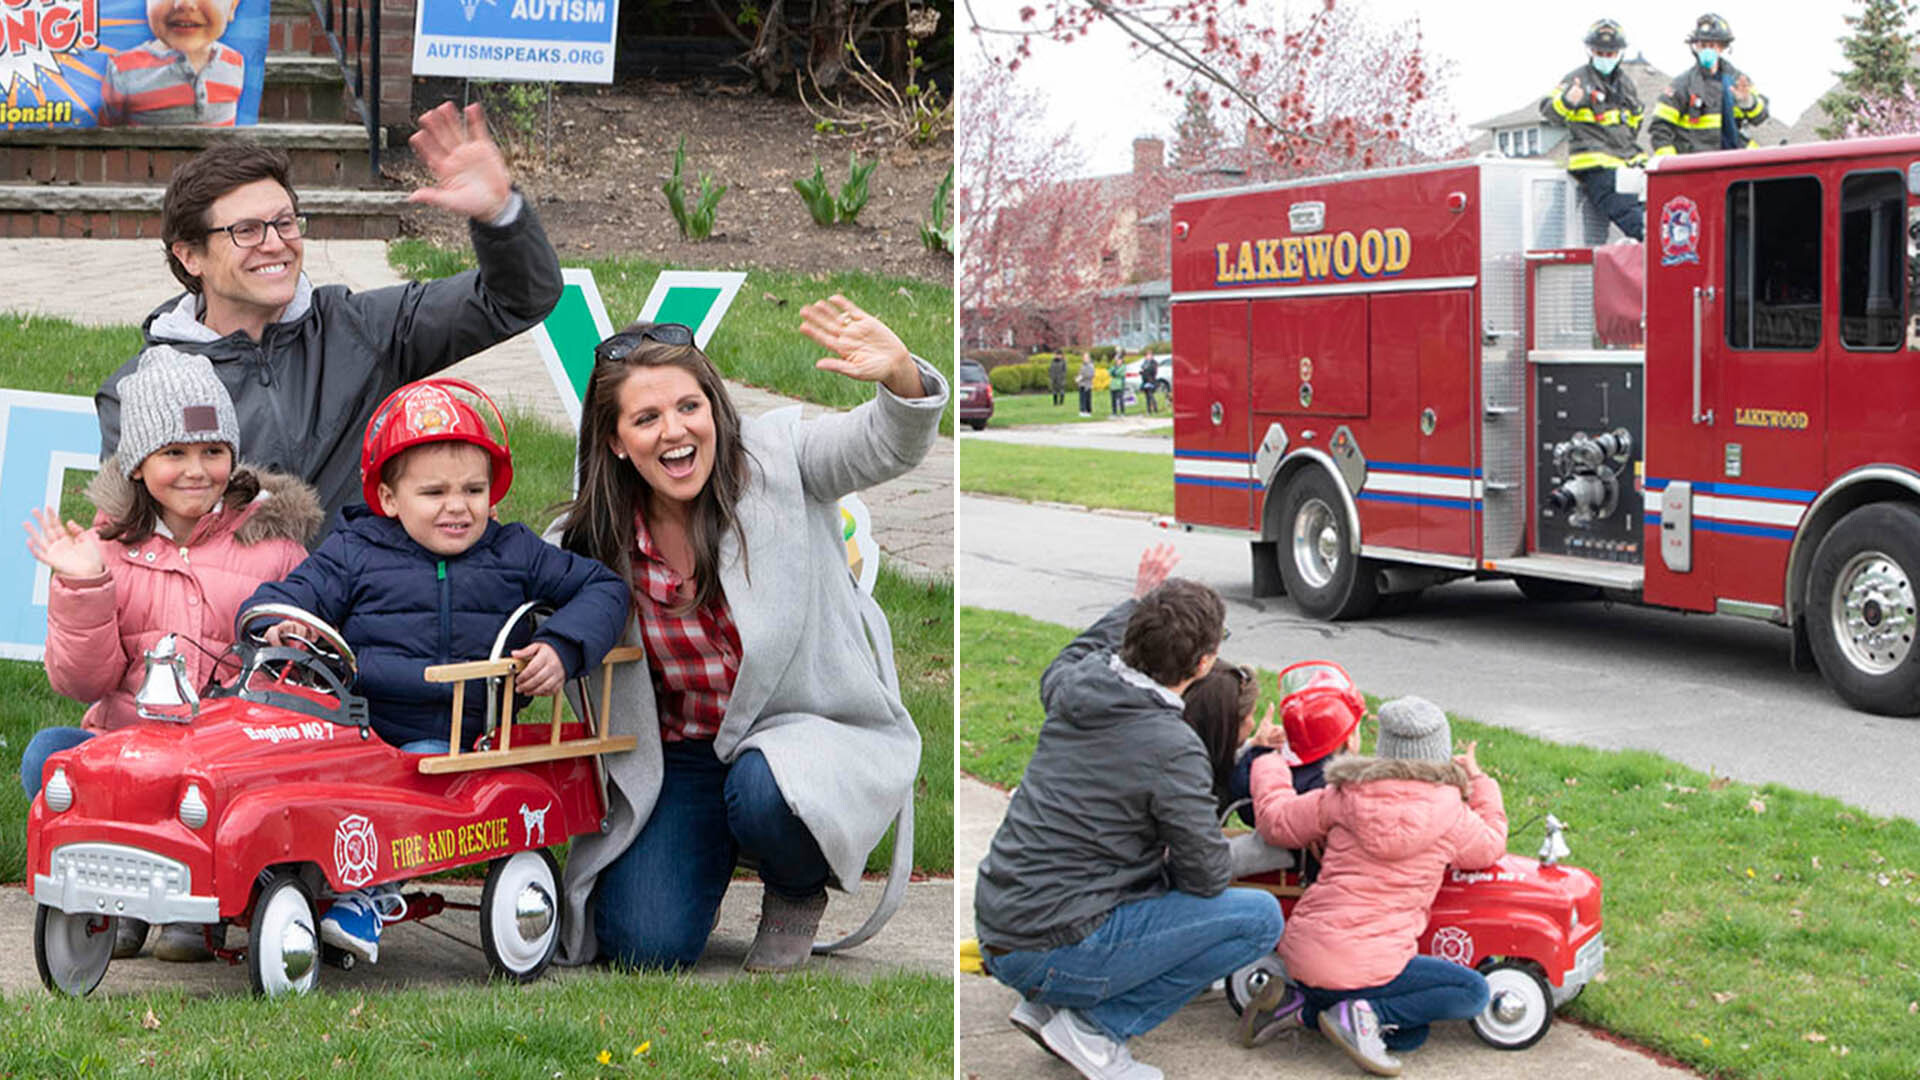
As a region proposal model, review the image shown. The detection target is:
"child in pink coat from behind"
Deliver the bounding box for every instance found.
[1249,696,1508,1076]
[21,346,321,962]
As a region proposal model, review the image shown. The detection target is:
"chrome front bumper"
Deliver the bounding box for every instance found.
[33,842,218,924]
[1553,931,1605,1006]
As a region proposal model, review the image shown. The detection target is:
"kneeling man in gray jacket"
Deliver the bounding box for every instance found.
[974,546,1285,1080]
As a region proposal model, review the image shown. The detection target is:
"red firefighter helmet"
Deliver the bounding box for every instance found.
[359,378,513,512]
[1278,660,1365,765]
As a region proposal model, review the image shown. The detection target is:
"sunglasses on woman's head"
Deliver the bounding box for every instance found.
[597,323,697,362]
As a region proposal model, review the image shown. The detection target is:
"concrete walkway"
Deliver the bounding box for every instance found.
[957,775,1693,1079]
[3,871,952,997]
[0,238,953,580]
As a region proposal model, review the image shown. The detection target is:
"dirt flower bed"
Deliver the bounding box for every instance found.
[395,79,953,285]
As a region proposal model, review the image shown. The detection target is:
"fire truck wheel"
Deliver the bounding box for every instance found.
[1807,503,1920,715]
[33,905,114,997]
[1223,952,1288,1016]
[1278,469,1378,620]
[1473,960,1553,1050]
[249,871,320,997]
[481,849,560,981]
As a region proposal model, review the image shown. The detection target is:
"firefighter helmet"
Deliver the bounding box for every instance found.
[360,378,514,512]
[1278,660,1366,765]
[1688,12,1733,44]
[1583,18,1627,52]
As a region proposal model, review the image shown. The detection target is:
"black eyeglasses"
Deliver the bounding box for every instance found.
[597,323,696,362]
[209,214,306,248]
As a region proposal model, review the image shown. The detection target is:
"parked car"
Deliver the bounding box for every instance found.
[960,360,993,431]
[1122,355,1172,401]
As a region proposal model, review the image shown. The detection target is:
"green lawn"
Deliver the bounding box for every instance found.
[959,605,1920,1078]
[388,241,956,435]
[0,970,951,1077]
[959,441,1173,515]
[984,391,1170,429]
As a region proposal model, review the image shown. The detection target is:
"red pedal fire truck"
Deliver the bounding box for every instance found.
[1169,137,1920,715]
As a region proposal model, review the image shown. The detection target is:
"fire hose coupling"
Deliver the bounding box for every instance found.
[1546,428,1633,528]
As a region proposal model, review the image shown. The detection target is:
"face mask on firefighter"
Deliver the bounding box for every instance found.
[1590,51,1620,76]
[1695,46,1720,70]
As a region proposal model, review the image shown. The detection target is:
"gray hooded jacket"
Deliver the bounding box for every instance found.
[96,206,562,536]
[974,599,1231,952]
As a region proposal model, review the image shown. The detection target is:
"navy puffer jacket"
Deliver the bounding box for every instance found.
[244,506,630,747]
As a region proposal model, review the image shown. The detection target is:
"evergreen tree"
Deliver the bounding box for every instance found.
[1819,0,1920,139]
[1170,86,1225,170]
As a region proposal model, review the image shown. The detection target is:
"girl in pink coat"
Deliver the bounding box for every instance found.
[1249,696,1508,1076]
[20,346,320,961]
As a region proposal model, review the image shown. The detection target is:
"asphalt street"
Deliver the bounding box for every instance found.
[957,494,1920,824]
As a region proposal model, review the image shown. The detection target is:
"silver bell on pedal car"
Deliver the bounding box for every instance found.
[1538,814,1571,867]
[135,634,199,722]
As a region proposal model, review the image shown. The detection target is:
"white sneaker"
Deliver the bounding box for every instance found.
[1009,999,1057,1057]
[1318,998,1402,1077]
[1038,1008,1163,1080]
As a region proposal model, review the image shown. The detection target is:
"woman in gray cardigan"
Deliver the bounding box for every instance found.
[553,296,947,972]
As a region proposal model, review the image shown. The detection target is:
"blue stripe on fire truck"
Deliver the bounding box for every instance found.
[1641,477,1809,541]
[1359,462,1483,512]
[1174,450,1259,490]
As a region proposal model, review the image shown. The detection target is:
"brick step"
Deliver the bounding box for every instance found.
[0,123,388,188]
[262,55,351,123]
[0,184,409,239]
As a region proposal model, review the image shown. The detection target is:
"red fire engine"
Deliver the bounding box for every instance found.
[1169,137,1920,715]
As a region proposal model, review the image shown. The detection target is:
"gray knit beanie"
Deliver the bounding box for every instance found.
[116,346,239,477]
[1375,696,1453,762]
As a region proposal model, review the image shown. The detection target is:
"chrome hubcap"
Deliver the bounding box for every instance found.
[280,919,315,983]
[1292,498,1340,589]
[514,882,554,943]
[1832,551,1916,675]
[1491,990,1526,1024]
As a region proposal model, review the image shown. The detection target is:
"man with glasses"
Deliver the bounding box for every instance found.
[95,101,562,535]
[1540,18,1647,242]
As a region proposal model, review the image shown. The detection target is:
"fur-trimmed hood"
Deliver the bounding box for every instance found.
[88,458,324,548]
[1325,754,1473,800]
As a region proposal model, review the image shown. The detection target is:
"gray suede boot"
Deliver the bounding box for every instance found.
[742,890,827,973]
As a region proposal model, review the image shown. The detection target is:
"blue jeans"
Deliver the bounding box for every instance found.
[397,738,451,755]
[19,727,93,799]
[1301,955,1491,1051]
[592,740,830,970]
[987,888,1283,1042]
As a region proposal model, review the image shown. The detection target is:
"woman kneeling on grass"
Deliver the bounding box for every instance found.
[552,296,946,973]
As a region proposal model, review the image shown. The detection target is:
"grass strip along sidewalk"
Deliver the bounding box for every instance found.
[979,392,1170,429]
[388,241,957,436]
[959,441,1173,516]
[0,969,950,1076]
[959,604,1920,1079]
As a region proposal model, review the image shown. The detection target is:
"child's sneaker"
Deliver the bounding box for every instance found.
[1317,999,1401,1077]
[1238,979,1307,1047]
[154,922,223,963]
[320,885,406,963]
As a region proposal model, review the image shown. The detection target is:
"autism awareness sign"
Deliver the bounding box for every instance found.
[412,0,617,82]
[0,0,270,130]
[0,390,101,661]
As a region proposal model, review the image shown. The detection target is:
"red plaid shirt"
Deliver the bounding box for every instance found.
[630,510,742,742]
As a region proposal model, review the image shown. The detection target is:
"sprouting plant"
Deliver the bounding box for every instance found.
[663,136,726,240]
[793,151,877,226]
[919,165,952,253]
